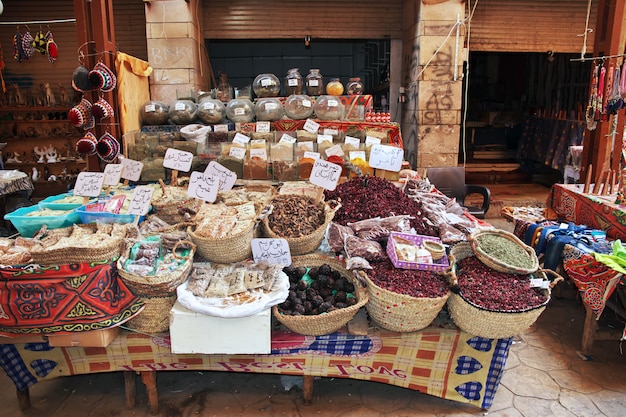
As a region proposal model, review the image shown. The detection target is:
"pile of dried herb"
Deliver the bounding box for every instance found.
[475,234,535,269]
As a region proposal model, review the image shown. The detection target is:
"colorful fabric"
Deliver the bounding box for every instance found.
[0,261,143,336]
[549,183,626,240]
[594,240,626,274]
[0,328,511,410]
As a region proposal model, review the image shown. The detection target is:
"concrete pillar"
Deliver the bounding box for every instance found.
[401,0,466,169]
[144,0,207,103]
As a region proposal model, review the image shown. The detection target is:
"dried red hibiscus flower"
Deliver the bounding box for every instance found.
[367,258,449,298]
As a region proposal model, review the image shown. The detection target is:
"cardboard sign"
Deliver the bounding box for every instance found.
[229,146,246,160]
[325,144,345,158]
[303,151,320,160]
[279,133,296,143]
[256,121,271,133]
[309,159,342,191]
[103,163,123,186]
[188,171,219,202]
[250,147,268,161]
[232,132,251,145]
[303,118,320,133]
[214,124,229,133]
[163,148,193,172]
[365,136,382,145]
[120,158,144,182]
[350,150,367,161]
[344,136,361,148]
[369,144,403,172]
[205,161,237,191]
[317,134,333,144]
[251,238,291,266]
[128,186,154,216]
[73,172,105,197]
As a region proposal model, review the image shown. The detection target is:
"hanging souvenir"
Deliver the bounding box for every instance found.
[21,29,35,60]
[32,30,47,55]
[45,31,58,64]
[12,29,24,62]
[586,63,600,130]
[606,67,623,115]
[0,43,5,94]
[595,64,606,121]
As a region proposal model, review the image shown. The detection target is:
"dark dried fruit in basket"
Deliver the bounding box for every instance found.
[455,256,548,311]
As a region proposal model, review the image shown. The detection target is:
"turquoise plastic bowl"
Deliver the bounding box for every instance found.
[4,205,81,237]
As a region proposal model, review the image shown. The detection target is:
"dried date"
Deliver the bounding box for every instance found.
[267,195,325,238]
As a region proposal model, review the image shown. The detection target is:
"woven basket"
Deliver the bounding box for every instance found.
[360,270,450,332]
[125,294,176,334]
[152,181,203,225]
[447,242,561,339]
[468,229,539,275]
[117,240,195,297]
[262,199,338,256]
[30,236,125,266]
[188,221,255,263]
[272,254,369,336]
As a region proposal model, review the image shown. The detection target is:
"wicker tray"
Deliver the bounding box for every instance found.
[469,229,539,275]
[262,199,339,256]
[188,220,255,263]
[117,240,195,297]
[359,270,450,332]
[272,254,369,336]
[29,234,125,266]
[447,242,561,339]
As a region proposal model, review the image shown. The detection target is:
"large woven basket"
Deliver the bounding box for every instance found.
[188,221,255,263]
[447,242,561,339]
[272,254,369,336]
[152,182,203,225]
[262,199,338,256]
[468,229,539,275]
[125,294,176,334]
[117,241,195,297]
[360,270,450,332]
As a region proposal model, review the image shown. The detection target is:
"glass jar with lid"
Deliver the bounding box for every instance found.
[197,97,226,124]
[346,77,364,95]
[305,69,324,96]
[313,95,344,120]
[255,97,284,121]
[225,98,255,123]
[253,73,281,98]
[168,99,197,125]
[326,78,344,96]
[284,68,303,96]
[285,94,314,120]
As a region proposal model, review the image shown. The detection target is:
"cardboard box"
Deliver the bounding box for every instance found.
[47,327,120,347]
[0,334,47,345]
[386,232,449,272]
[169,301,271,354]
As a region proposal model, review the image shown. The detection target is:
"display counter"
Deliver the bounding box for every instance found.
[1,325,512,413]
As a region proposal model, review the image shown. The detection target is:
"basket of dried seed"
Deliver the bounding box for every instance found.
[468,229,539,275]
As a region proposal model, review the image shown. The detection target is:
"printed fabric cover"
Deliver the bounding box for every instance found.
[0,260,143,336]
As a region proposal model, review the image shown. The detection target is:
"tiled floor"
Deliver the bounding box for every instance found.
[2,183,626,417]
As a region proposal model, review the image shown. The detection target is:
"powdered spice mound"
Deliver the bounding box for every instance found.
[367,258,449,298]
[324,176,437,236]
[455,256,548,312]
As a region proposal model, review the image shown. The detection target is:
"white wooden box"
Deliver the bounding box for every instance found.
[169,301,271,354]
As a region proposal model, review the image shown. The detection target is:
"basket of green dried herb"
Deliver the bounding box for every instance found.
[468,229,539,275]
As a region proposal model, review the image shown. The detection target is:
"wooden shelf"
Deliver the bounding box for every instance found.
[0,106,70,112]
[0,119,70,123]
[4,160,86,168]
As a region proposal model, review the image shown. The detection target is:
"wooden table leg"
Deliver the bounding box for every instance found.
[17,388,30,411]
[140,371,159,415]
[302,375,314,405]
[581,302,598,357]
[124,371,136,410]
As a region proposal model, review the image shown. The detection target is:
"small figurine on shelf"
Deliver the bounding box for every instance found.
[31,167,39,182]
[6,152,22,163]
[45,145,58,163]
[34,146,46,163]
[43,83,56,107]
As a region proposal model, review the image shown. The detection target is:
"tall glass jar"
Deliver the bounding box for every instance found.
[253,73,281,98]
[306,69,324,96]
[217,72,233,103]
[346,77,364,95]
[284,68,303,96]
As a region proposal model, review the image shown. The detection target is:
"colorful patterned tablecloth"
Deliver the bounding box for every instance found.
[0,327,511,410]
[549,183,626,240]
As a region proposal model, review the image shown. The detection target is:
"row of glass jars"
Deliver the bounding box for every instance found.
[257,69,364,98]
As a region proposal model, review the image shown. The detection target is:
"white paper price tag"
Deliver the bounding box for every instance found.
[324,128,339,136]
[325,144,345,158]
[303,118,320,133]
[250,147,268,161]
[309,159,342,191]
[303,151,320,160]
[144,103,156,113]
[128,186,154,216]
[229,146,246,160]
[368,144,403,172]
[256,121,271,133]
[279,133,296,143]
[188,171,219,202]
[349,150,367,161]
[73,172,105,197]
[232,132,251,145]
[120,158,144,182]
[317,134,333,143]
[297,141,315,152]
[175,102,185,111]
[365,136,382,145]
[205,161,237,191]
[214,124,229,133]
[201,101,215,110]
[251,238,291,266]
[344,136,361,147]
[103,163,123,186]
[163,148,193,172]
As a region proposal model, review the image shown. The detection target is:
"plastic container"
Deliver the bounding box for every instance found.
[255,97,284,121]
[253,73,281,98]
[306,69,324,96]
[313,95,344,120]
[140,101,170,125]
[169,99,198,125]
[284,94,314,120]
[5,205,81,237]
[284,68,303,96]
[38,193,93,210]
[197,98,226,124]
[225,98,255,123]
[75,205,147,225]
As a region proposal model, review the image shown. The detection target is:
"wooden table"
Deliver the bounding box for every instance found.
[0,325,513,414]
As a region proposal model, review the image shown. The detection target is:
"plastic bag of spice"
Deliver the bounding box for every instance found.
[326,221,354,252]
[347,215,414,241]
[344,235,385,261]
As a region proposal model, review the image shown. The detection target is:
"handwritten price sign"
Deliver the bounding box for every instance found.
[368,144,404,172]
[103,164,123,186]
[309,159,342,191]
[188,171,219,202]
[251,238,291,266]
[73,172,105,197]
[120,158,144,182]
[163,148,193,172]
[205,161,237,191]
[128,186,154,216]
